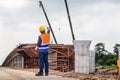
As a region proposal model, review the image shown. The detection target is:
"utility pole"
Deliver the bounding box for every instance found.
[39,1,57,44]
[64,0,75,40]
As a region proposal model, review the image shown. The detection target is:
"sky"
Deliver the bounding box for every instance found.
[0,0,120,65]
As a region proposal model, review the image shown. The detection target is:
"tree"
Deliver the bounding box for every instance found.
[95,43,105,65]
[95,43,108,61]
[95,43,117,68]
[95,43,108,55]
[113,43,120,59]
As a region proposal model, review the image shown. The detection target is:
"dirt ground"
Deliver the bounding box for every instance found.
[19,68,120,80]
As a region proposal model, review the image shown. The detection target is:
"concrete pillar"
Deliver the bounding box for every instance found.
[89,50,95,73]
[16,56,19,68]
[73,40,93,74]
[117,47,120,59]
[21,56,24,68]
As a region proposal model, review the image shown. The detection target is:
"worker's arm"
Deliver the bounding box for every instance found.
[35,36,42,50]
[47,27,50,34]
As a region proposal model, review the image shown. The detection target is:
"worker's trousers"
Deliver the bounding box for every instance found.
[39,51,49,74]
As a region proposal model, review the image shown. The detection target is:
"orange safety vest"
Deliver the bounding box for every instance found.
[39,33,50,50]
[40,33,50,45]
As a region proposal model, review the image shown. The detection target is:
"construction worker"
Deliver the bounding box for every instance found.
[35,25,50,76]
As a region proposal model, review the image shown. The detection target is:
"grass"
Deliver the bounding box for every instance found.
[102,64,117,69]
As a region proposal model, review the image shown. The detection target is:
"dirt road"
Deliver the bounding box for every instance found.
[0,67,79,80]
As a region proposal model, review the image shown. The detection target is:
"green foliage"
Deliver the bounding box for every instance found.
[95,43,118,69]
[103,64,117,69]
[95,53,117,68]
[104,59,114,65]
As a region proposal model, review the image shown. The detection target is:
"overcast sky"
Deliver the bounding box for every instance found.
[0,0,120,65]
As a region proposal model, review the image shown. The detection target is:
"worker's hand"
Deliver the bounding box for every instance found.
[47,27,50,30]
[35,46,38,51]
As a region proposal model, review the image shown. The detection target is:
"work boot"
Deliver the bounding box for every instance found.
[45,73,48,76]
[35,72,43,76]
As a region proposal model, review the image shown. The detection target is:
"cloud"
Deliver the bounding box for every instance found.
[66,1,120,52]
[70,1,120,36]
[0,16,5,36]
[0,16,3,26]
[0,0,31,9]
[82,2,119,12]
[41,0,120,48]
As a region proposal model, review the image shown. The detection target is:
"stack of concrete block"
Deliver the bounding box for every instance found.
[49,53,57,69]
[73,40,95,74]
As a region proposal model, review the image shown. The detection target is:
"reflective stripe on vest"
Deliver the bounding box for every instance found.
[39,33,50,50]
[39,44,49,50]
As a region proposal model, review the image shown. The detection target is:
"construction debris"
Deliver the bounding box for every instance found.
[2,44,74,72]
[20,68,119,80]
[2,43,120,79]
